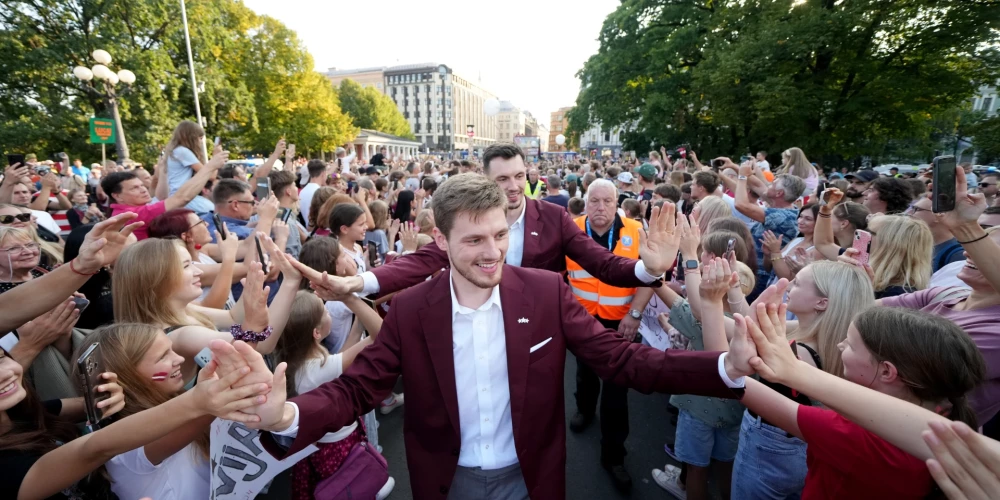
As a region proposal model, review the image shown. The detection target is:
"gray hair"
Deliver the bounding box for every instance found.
[587,178,618,199]
[547,174,561,189]
[775,174,807,202]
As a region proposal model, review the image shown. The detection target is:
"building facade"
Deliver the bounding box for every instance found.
[579,124,626,159]
[325,67,386,94]
[973,84,998,117]
[349,129,422,162]
[549,107,572,152]
[496,101,526,143]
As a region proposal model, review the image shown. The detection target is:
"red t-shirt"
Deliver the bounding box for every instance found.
[110,200,166,241]
[798,405,933,499]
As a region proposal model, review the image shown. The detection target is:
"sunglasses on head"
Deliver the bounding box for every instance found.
[0,213,32,224]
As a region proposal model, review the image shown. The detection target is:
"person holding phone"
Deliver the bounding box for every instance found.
[161,120,218,215]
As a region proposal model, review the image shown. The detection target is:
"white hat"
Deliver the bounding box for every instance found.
[617,172,634,184]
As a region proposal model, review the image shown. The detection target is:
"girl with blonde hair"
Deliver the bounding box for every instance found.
[692,196,731,234]
[113,237,299,384]
[164,120,215,214]
[779,147,818,192]
[843,215,933,298]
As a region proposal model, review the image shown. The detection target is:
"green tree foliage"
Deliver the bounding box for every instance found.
[969,115,1000,164]
[0,0,357,166]
[338,79,414,139]
[573,0,1000,167]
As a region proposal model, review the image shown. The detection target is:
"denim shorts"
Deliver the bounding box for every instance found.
[731,410,807,499]
[673,409,740,467]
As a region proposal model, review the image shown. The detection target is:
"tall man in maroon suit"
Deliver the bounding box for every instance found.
[211,174,758,500]
[318,143,666,310]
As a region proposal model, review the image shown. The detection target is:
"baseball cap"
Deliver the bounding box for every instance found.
[565,173,580,184]
[636,163,657,180]
[617,172,634,184]
[845,170,878,182]
[364,166,379,176]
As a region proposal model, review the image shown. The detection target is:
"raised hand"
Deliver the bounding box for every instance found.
[700,257,739,304]
[17,297,79,353]
[723,313,757,380]
[261,234,301,283]
[677,211,701,259]
[938,165,988,230]
[838,247,874,282]
[924,420,1000,500]
[400,221,419,252]
[748,278,789,325]
[207,148,229,170]
[823,187,844,206]
[209,340,290,429]
[257,195,280,221]
[95,372,125,418]
[746,303,801,384]
[639,202,680,276]
[2,164,28,186]
[217,223,239,262]
[41,173,59,190]
[762,230,782,256]
[240,260,270,332]
[74,212,142,274]
[191,356,270,423]
[388,218,401,241]
[271,139,287,160]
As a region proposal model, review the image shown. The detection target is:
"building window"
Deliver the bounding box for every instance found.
[416,123,421,133]
[984,97,995,113]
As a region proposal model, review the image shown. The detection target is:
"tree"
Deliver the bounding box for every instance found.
[573,0,1000,166]
[0,0,357,166]
[338,79,414,139]
[969,115,1000,164]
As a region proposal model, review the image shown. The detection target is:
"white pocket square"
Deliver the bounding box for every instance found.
[529,337,552,353]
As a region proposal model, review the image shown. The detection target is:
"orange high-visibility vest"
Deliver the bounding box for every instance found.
[565,215,641,320]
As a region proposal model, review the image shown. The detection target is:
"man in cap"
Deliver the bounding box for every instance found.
[616,171,637,206]
[844,170,879,200]
[635,163,658,201]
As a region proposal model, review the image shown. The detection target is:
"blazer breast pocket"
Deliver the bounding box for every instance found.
[528,337,559,364]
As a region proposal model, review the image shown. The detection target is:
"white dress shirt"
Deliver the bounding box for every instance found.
[447,274,518,469]
[359,199,659,295]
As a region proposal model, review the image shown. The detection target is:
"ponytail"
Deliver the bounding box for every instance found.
[947,395,979,430]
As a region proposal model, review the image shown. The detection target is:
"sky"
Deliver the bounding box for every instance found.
[241,0,621,125]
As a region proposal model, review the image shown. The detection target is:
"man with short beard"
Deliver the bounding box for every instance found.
[844,170,878,200]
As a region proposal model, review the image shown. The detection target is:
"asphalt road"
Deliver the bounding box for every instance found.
[261,352,722,499]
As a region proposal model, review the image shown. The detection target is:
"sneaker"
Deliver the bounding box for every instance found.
[376,476,395,500]
[652,465,687,499]
[380,393,404,415]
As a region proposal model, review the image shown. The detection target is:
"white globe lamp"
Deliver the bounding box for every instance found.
[91,49,112,65]
[483,98,500,117]
[117,69,136,85]
[73,66,94,81]
[555,134,566,146]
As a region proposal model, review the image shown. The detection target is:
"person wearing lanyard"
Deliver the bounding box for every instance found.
[565,179,654,492]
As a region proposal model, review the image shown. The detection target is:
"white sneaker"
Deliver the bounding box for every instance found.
[380,393,404,415]
[652,464,686,499]
[376,476,395,499]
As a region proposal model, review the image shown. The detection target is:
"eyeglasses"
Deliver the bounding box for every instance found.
[0,242,39,255]
[904,205,931,215]
[188,219,207,231]
[230,199,255,206]
[0,213,32,224]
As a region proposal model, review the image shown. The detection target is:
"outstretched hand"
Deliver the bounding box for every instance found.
[924,420,1000,500]
[746,303,801,385]
[74,212,142,274]
[639,202,680,276]
[723,313,757,380]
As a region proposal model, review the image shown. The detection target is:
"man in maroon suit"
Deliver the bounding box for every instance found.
[212,174,757,499]
[316,143,667,310]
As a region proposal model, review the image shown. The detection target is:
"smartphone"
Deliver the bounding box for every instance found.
[212,213,227,240]
[214,136,221,147]
[256,177,271,200]
[254,234,269,274]
[817,181,829,204]
[711,159,726,170]
[724,238,736,261]
[740,155,753,163]
[852,229,872,266]
[76,343,109,427]
[6,154,24,168]
[72,296,90,313]
[367,241,379,268]
[932,155,957,213]
[194,347,213,369]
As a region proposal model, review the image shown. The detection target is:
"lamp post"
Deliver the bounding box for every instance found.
[73,49,135,162]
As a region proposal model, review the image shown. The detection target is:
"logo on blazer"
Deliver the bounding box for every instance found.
[621,235,633,247]
[518,317,529,324]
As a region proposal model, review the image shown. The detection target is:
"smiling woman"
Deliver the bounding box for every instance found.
[0,227,49,293]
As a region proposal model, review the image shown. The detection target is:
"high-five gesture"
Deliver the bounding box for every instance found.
[746,303,799,385]
[74,212,142,274]
[639,202,681,276]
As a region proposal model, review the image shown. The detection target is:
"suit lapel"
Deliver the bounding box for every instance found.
[418,271,462,436]
[499,267,534,443]
[521,198,544,268]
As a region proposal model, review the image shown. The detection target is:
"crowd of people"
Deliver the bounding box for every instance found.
[2,118,1000,500]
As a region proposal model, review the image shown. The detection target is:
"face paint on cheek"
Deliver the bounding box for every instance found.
[151,372,169,381]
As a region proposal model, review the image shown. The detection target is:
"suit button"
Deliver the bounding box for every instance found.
[451,448,459,456]
[440,486,449,494]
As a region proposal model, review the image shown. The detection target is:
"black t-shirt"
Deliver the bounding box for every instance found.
[1,400,69,500]
[0,266,51,295]
[370,154,385,166]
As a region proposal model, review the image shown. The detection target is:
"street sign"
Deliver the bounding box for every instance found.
[467,124,475,137]
[89,118,116,144]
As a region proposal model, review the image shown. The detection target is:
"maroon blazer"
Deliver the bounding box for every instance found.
[262,266,738,499]
[371,197,648,295]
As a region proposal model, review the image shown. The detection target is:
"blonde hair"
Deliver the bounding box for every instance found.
[0,208,63,265]
[415,210,435,235]
[868,215,932,292]
[695,196,732,234]
[165,120,207,165]
[733,261,756,295]
[788,261,875,378]
[369,200,389,231]
[780,147,815,180]
[113,239,213,328]
[78,324,209,457]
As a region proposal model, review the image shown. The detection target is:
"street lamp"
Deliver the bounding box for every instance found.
[73,49,135,161]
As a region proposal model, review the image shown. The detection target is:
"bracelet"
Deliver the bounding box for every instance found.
[818,212,831,218]
[771,255,783,262]
[230,324,274,343]
[738,175,748,180]
[727,296,746,305]
[958,233,989,245]
[68,259,100,276]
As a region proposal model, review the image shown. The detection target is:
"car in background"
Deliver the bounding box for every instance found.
[874,164,921,176]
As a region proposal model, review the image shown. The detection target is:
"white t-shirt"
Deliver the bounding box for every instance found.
[166,146,214,214]
[758,160,771,172]
[323,300,354,354]
[930,260,970,290]
[296,354,359,443]
[31,210,61,234]
[298,183,321,227]
[107,443,209,500]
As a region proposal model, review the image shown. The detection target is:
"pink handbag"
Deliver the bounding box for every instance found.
[313,421,389,500]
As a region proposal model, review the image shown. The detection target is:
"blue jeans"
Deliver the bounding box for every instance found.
[674,409,740,467]
[731,410,807,499]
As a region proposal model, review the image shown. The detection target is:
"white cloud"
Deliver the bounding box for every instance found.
[241,0,620,123]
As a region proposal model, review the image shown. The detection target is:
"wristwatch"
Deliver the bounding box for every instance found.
[629,309,642,320]
[684,260,699,270]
